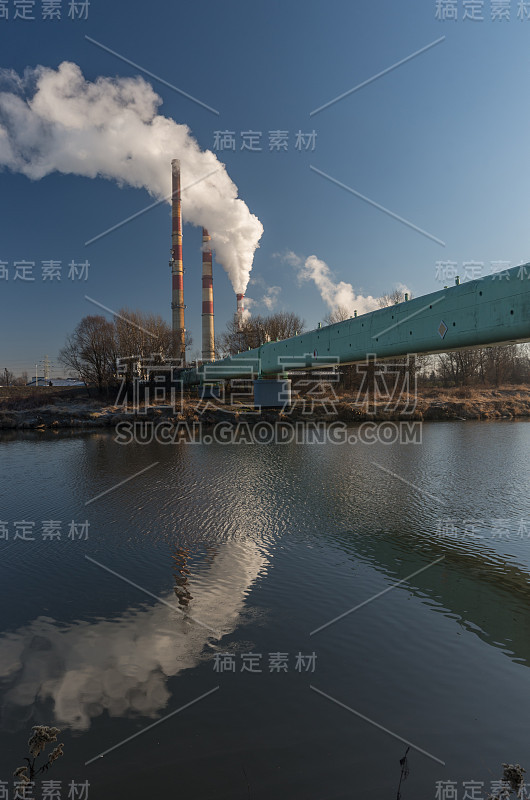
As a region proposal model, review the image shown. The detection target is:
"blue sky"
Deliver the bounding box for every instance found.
[1,0,530,375]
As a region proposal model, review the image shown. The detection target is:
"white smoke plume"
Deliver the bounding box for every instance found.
[239,296,254,323]
[279,251,380,316]
[0,61,263,295]
[262,285,281,310]
[300,255,380,315]
[248,275,282,312]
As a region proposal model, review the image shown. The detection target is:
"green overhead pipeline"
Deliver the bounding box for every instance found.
[184,264,530,384]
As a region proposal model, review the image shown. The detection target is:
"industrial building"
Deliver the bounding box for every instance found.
[169,160,530,406]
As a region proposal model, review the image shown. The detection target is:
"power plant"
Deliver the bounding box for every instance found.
[169,158,530,406]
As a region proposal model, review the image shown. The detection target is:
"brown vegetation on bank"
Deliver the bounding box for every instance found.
[1,385,530,431]
[339,385,530,421]
[0,385,89,411]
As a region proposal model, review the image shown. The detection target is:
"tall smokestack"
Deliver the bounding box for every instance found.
[171,158,185,362]
[201,228,215,362]
[236,293,245,329]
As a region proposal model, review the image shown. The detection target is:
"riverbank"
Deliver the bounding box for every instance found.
[1,386,530,430]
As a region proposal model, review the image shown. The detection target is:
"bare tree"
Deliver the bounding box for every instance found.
[115,308,172,365]
[436,349,483,387]
[482,345,517,386]
[219,311,304,356]
[378,288,410,308]
[323,305,351,325]
[115,308,192,367]
[434,344,529,387]
[59,310,192,395]
[11,372,29,386]
[59,315,117,393]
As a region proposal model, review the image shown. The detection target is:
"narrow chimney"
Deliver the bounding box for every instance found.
[171,158,185,362]
[236,293,245,329]
[201,228,215,362]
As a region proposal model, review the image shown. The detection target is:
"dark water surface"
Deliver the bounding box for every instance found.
[1,421,530,798]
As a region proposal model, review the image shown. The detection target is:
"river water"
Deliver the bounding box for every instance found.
[1,421,530,798]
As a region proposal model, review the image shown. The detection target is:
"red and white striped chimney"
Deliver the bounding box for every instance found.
[201,228,215,362]
[170,158,185,362]
[236,293,245,328]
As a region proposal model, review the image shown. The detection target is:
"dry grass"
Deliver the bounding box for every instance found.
[2,383,530,428]
[0,385,89,411]
[332,385,530,420]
